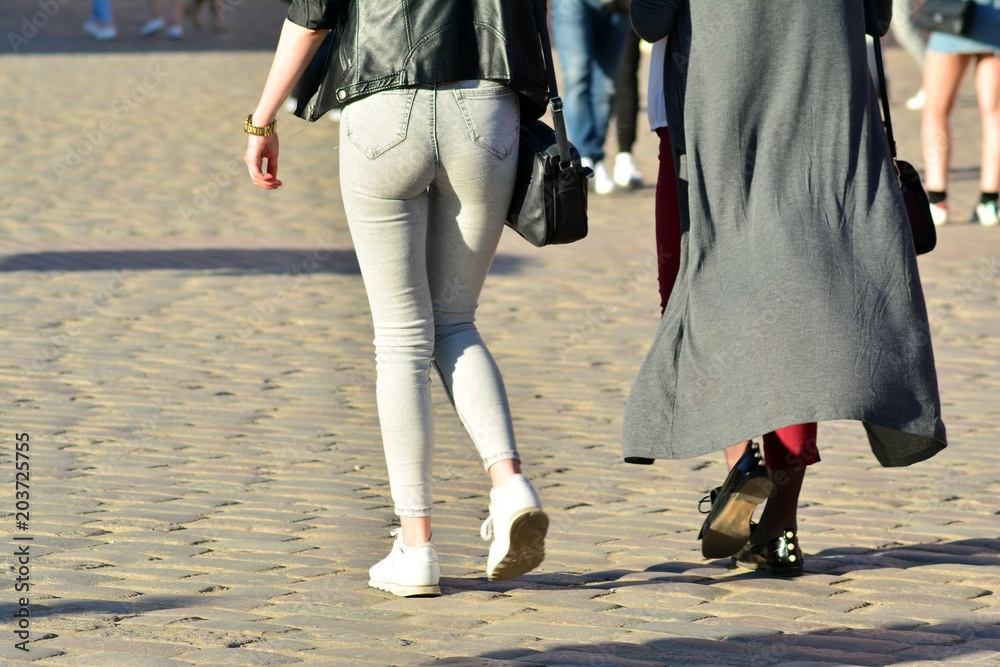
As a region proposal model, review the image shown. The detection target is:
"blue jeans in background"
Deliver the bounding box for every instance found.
[552,0,629,163]
[92,0,114,24]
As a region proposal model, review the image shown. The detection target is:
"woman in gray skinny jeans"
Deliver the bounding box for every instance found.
[244,2,550,597]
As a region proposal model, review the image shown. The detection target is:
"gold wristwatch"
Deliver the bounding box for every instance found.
[244,114,277,137]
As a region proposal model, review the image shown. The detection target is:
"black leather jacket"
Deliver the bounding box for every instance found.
[287,0,550,121]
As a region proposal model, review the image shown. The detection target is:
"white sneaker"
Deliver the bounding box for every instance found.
[930,201,949,226]
[368,529,441,597]
[976,200,999,227]
[83,20,117,41]
[905,89,926,111]
[139,17,165,36]
[613,152,644,188]
[593,160,615,195]
[481,474,548,581]
[166,24,184,39]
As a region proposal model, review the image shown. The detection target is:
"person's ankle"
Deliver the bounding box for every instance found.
[751,520,797,544]
[488,459,522,489]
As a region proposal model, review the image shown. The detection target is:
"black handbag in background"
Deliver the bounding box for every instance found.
[867,0,937,255]
[915,0,977,35]
[505,0,592,247]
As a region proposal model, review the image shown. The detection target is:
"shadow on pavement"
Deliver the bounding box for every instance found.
[434,540,1000,664]
[432,619,998,666]
[0,249,530,276]
[441,539,1000,596]
[0,594,205,618]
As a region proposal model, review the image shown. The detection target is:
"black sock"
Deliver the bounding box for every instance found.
[927,190,947,205]
[980,191,998,204]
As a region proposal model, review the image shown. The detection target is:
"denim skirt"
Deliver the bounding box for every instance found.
[927,0,1000,54]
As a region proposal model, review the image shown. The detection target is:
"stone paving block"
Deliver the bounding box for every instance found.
[798,612,927,630]
[299,647,436,665]
[173,647,302,665]
[712,591,870,614]
[687,601,816,621]
[626,621,774,641]
[698,616,837,637]
[0,643,65,663]
[839,567,973,584]
[503,648,666,667]
[744,646,893,666]
[839,592,988,611]
[836,578,992,599]
[476,621,632,643]
[40,654,191,666]
[34,636,189,657]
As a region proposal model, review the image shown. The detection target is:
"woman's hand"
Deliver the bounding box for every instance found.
[246,133,282,189]
[244,19,330,190]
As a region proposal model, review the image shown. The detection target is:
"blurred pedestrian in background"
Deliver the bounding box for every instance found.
[84,0,116,41]
[893,0,930,109]
[612,27,646,190]
[185,0,227,32]
[921,0,1000,226]
[552,0,630,194]
[141,0,185,39]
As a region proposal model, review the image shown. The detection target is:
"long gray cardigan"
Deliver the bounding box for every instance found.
[623,0,947,467]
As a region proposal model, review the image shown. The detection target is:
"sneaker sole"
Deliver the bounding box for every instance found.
[368,578,441,597]
[701,477,774,559]
[487,509,548,581]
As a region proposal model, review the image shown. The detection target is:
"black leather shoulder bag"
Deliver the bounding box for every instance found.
[505,0,592,247]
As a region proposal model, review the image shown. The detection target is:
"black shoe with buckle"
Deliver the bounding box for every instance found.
[732,528,804,577]
[697,441,773,559]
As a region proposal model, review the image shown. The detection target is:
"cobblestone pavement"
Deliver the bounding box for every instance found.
[1,4,999,666]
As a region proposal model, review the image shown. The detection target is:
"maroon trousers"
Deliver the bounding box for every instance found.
[654,129,819,470]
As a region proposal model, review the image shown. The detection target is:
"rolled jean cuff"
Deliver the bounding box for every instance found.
[394,505,433,518]
[482,451,519,470]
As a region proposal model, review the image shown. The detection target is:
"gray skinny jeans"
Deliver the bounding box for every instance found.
[339,81,521,517]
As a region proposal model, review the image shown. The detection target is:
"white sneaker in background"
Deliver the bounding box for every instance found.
[975,200,999,227]
[84,20,117,41]
[593,160,615,195]
[929,201,949,226]
[613,152,644,188]
[139,17,165,36]
[166,24,184,39]
[481,473,548,581]
[368,529,441,597]
[905,89,926,111]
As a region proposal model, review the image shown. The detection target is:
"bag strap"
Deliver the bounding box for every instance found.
[533,0,575,167]
[865,0,897,159]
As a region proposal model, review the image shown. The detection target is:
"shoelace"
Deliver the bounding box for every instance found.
[389,527,401,538]
[479,516,494,542]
